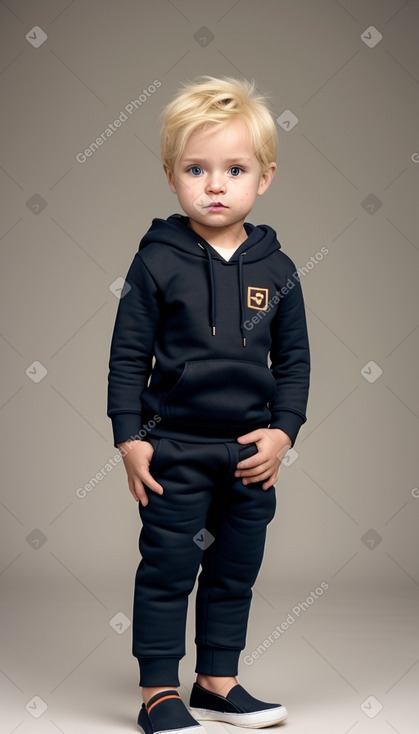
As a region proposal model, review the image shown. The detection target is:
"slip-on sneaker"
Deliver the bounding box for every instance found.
[138,689,207,734]
[189,682,287,728]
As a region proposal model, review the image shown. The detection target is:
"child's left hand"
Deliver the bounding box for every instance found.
[235,428,292,490]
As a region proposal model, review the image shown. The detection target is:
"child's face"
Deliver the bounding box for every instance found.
[164,118,276,233]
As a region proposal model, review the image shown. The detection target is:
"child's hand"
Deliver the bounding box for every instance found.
[235,428,292,490]
[117,440,163,506]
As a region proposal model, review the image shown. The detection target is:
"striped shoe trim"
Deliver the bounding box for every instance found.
[147,693,181,714]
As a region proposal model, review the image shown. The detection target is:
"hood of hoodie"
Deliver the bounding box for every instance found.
[139,213,281,262]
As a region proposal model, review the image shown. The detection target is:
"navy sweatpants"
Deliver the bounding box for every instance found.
[132,437,277,687]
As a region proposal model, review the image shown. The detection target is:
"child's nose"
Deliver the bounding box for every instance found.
[206,173,227,193]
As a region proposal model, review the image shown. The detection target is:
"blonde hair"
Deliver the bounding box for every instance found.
[160,75,278,173]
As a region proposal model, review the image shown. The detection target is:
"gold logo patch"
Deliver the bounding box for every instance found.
[247,287,269,310]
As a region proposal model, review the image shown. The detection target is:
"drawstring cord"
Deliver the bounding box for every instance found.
[238,252,246,347]
[199,242,247,347]
[207,249,217,336]
[199,243,216,336]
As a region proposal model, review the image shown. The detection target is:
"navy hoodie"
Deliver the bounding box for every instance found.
[107,214,310,447]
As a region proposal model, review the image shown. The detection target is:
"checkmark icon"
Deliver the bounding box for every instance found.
[26,194,47,214]
[277,110,299,132]
[25,360,48,383]
[281,448,299,467]
[193,27,215,47]
[193,528,215,550]
[109,611,131,634]
[26,529,48,549]
[109,277,131,299]
[360,695,382,718]
[361,194,382,215]
[26,696,48,718]
[25,26,48,48]
[361,360,382,383]
[361,529,382,550]
[361,26,382,48]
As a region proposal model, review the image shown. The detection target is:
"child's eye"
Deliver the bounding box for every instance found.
[229,166,243,177]
[189,165,203,176]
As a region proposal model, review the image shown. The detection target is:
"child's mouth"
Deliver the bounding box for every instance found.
[206,202,227,210]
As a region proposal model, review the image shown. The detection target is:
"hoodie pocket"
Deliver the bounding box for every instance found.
[160,359,276,429]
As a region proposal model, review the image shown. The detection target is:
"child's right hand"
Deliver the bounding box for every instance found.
[117,440,164,506]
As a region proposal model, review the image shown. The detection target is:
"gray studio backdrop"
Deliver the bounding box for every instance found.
[1,1,418,733]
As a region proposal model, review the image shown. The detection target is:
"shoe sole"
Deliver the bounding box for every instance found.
[189,705,288,728]
[138,724,206,734]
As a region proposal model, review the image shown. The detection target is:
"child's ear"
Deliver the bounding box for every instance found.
[257,162,277,196]
[164,164,177,194]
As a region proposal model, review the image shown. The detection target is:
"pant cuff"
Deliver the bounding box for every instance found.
[195,647,241,676]
[136,657,181,687]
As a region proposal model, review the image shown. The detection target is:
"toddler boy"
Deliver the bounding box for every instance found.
[107,75,310,733]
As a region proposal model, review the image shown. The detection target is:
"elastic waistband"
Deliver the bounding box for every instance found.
[144,420,268,444]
